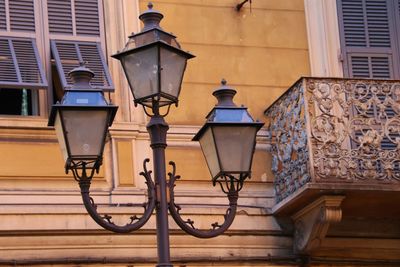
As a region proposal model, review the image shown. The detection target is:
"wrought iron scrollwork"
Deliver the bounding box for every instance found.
[167,161,238,238]
[307,79,400,183]
[265,81,311,203]
[73,159,156,233]
[266,78,400,203]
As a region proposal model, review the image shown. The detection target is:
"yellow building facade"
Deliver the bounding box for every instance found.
[0,0,399,266]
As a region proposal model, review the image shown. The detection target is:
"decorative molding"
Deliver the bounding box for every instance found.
[304,0,343,77]
[103,0,142,123]
[291,195,345,254]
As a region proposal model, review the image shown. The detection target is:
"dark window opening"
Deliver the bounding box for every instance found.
[0,88,34,115]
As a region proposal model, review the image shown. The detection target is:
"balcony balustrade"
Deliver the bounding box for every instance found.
[264,77,400,255]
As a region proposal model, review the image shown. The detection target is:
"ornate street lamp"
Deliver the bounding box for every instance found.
[193,79,264,193]
[50,3,263,267]
[112,2,194,110]
[48,62,117,175]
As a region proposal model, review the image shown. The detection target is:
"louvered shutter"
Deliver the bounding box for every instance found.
[338,0,400,153]
[0,38,47,89]
[47,0,100,37]
[47,0,73,34]
[338,0,399,79]
[0,0,36,33]
[9,0,35,32]
[75,0,100,36]
[0,0,6,30]
[50,40,113,91]
[47,0,113,92]
[0,0,47,90]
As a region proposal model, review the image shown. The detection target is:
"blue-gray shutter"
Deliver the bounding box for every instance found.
[0,0,35,32]
[338,0,399,79]
[338,0,400,151]
[9,0,35,32]
[50,40,113,91]
[48,0,113,91]
[75,0,100,36]
[48,0,73,34]
[47,0,100,36]
[0,0,6,30]
[0,38,47,89]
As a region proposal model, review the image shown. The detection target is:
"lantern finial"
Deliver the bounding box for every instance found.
[139,2,164,31]
[212,79,237,107]
[68,61,95,90]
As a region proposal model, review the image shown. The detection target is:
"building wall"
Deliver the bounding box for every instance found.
[0,0,310,266]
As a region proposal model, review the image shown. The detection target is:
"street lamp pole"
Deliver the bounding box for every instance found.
[49,3,264,267]
[147,113,172,266]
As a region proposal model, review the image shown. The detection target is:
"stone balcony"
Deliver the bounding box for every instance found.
[264,77,400,257]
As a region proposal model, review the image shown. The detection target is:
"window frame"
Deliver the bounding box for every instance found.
[0,0,111,119]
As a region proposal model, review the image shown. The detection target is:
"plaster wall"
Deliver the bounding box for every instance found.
[0,0,310,265]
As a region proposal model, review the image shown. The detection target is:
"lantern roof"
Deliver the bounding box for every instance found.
[112,3,194,60]
[48,64,117,127]
[193,79,264,141]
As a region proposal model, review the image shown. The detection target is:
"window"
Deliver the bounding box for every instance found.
[0,0,46,115]
[47,0,113,98]
[337,0,400,79]
[0,0,113,116]
[337,0,400,152]
[338,0,400,123]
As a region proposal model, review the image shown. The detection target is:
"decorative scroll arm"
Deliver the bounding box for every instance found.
[74,160,156,234]
[167,161,238,238]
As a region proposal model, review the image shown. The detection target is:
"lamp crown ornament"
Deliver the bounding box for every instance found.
[139,2,164,31]
[68,61,95,90]
[213,79,237,107]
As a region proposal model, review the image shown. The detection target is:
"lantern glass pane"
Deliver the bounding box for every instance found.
[198,127,220,179]
[213,126,258,173]
[60,109,109,159]
[160,46,187,99]
[121,46,159,101]
[54,111,68,162]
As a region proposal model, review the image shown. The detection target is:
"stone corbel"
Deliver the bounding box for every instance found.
[292,195,345,254]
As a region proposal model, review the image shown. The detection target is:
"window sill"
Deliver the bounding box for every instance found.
[0,116,49,129]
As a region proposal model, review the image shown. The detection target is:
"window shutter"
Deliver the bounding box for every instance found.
[339,0,400,152]
[48,0,73,34]
[349,54,393,78]
[48,0,113,92]
[0,38,47,89]
[0,0,6,30]
[0,0,36,32]
[9,0,35,32]
[75,0,100,36]
[338,0,399,79]
[50,40,113,91]
[47,0,100,36]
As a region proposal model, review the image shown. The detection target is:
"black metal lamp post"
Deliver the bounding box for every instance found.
[50,3,263,267]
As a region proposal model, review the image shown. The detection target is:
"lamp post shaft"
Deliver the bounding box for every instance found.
[147,114,173,267]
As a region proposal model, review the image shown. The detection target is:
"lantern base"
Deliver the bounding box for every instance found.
[65,158,102,181]
[212,172,251,194]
